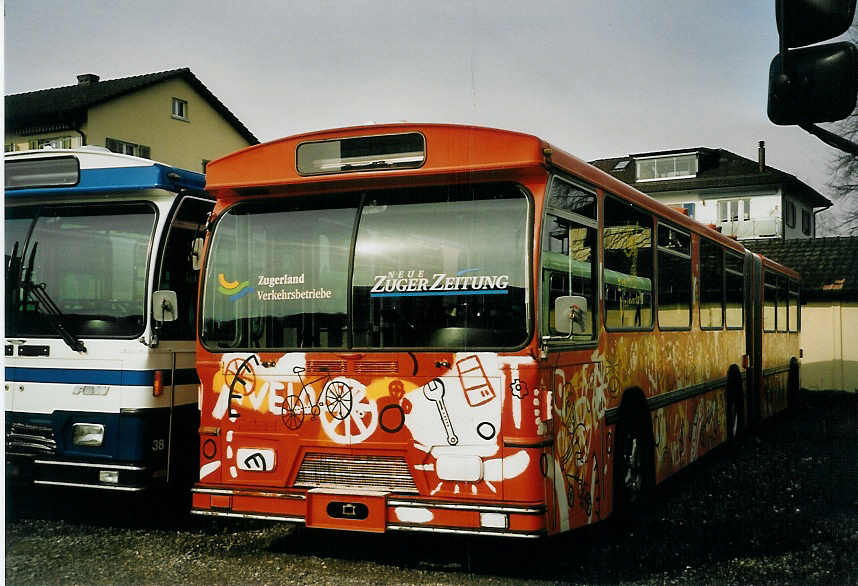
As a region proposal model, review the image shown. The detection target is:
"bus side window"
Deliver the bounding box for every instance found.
[656,223,691,329]
[157,197,214,340]
[725,252,744,328]
[603,196,653,330]
[542,177,597,341]
[763,272,777,332]
[699,238,724,329]
[777,275,789,332]
[788,279,800,332]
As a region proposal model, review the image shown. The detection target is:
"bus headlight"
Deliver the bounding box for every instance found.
[435,454,483,482]
[480,512,509,529]
[72,423,105,447]
[99,470,119,484]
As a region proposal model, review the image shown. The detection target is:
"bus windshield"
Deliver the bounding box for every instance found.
[5,203,156,338]
[202,183,529,350]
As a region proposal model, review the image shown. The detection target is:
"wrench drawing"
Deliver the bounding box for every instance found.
[422,378,458,445]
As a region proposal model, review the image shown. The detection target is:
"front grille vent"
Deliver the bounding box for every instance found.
[306,361,346,374]
[305,361,400,375]
[354,361,399,374]
[7,422,56,455]
[295,452,418,493]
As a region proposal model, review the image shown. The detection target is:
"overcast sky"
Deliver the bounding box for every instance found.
[4,1,854,230]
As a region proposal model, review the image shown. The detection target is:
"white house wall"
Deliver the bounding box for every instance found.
[782,194,815,239]
[801,301,858,391]
[641,187,784,239]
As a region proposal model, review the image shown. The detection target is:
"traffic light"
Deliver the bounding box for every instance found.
[768,0,858,126]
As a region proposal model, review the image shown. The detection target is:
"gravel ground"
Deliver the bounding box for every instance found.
[5,389,858,585]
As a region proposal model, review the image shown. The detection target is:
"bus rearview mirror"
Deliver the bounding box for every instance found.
[191,237,204,271]
[555,295,587,335]
[152,290,178,323]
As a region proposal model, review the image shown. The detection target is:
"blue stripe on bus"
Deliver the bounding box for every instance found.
[6,367,153,385]
[6,367,199,386]
[6,165,204,197]
[370,290,509,298]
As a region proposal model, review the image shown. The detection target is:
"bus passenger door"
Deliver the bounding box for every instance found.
[154,195,214,486]
[539,176,600,533]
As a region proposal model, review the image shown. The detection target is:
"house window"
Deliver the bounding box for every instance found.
[717,199,750,223]
[105,137,151,159]
[682,203,696,218]
[28,136,73,150]
[172,98,188,120]
[718,200,729,223]
[202,159,210,173]
[635,154,698,182]
[801,209,811,235]
[785,200,796,228]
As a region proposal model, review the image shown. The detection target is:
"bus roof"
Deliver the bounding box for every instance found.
[205,123,787,272]
[205,123,551,191]
[5,148,205,197]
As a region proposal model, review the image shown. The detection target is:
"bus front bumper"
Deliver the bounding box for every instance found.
[6,453,159,492]
[191,485,546,538]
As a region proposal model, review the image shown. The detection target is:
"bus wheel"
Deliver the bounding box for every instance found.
[613,403,653,520]
[726,365,744,444]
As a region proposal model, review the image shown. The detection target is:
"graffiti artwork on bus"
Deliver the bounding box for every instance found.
[547,326,745,527]
[550,353,609,525]
[202,351,541,496]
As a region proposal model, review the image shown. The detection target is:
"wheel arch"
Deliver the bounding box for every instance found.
[725,363,745,443]
[788,356,801,408]
[611,386,656,518]
[616,387,652,430]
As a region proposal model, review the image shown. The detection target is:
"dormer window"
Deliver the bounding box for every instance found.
[635,153,698,182]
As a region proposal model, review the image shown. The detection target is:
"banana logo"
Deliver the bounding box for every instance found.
[217,273,253,300]
[219,274,240,289]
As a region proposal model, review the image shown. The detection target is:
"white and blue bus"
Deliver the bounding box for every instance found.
[5,148,211,493]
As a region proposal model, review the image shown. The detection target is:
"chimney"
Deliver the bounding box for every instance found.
[76,73,100,86]
[758,140,766,172]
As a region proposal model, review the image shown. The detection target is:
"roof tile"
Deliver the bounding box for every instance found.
[744,237,858,300]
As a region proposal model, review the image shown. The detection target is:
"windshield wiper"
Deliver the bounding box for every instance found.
[18,242,86,353]
[6,240,24,316]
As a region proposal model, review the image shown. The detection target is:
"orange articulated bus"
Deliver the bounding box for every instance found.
[191,124,800,538]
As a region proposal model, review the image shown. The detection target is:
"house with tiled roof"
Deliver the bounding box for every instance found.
[590,142,831,241]
[745,237,858,391]
[5,68,258,173]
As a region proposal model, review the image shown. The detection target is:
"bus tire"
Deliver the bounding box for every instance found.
[613,393,654,521]
[787,357,800,411]
[725,364,744,445]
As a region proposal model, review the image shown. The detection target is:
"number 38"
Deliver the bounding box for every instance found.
[152,439,166,452]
